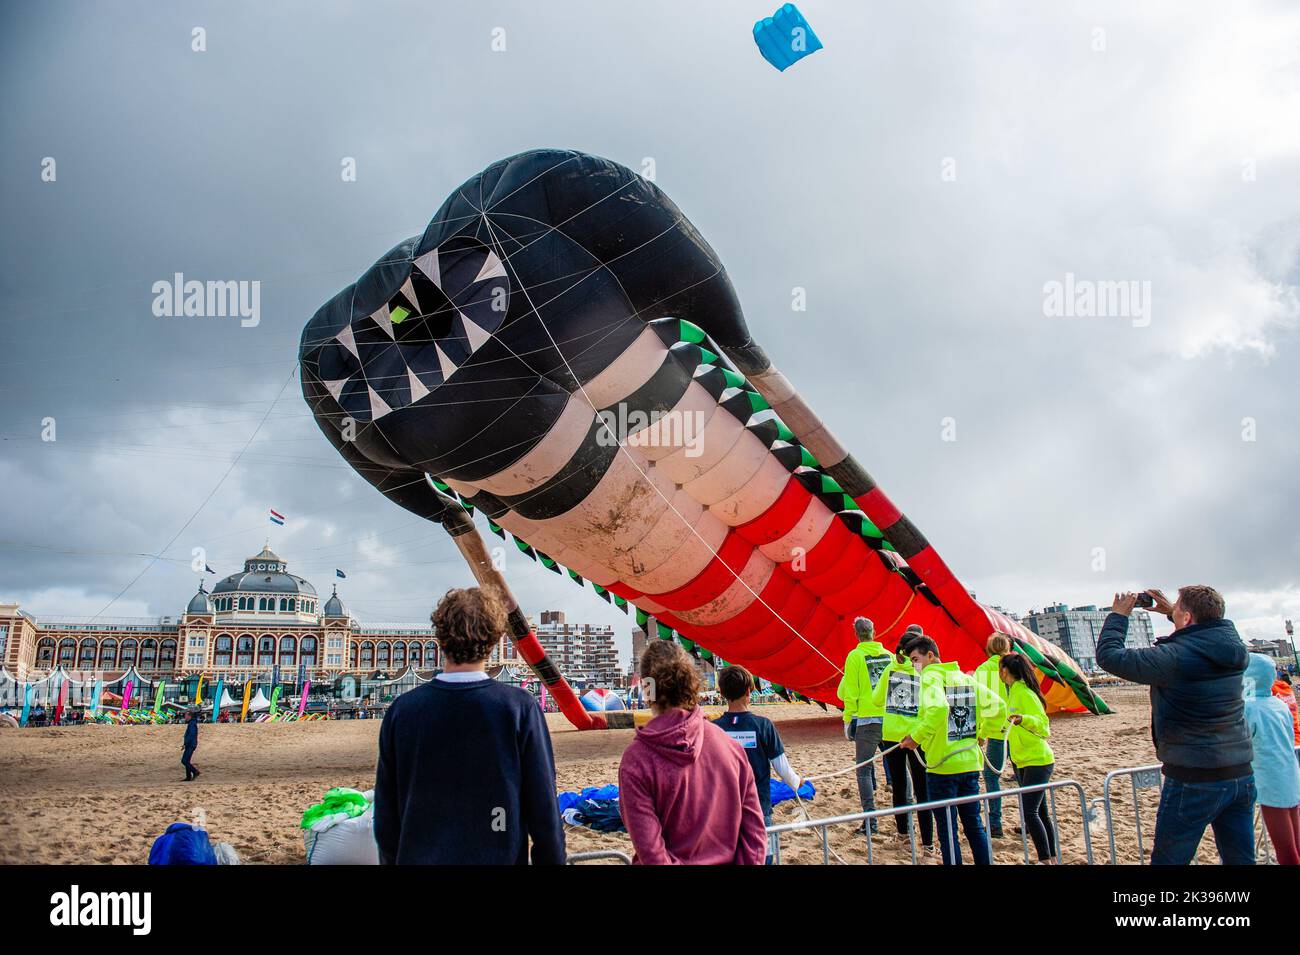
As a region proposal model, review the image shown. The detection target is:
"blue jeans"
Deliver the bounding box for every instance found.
[982,738,1006,830]
[926,771,991,865]
[1151,775,1257,865]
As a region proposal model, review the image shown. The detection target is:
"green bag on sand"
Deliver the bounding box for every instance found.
[300,787,369,830]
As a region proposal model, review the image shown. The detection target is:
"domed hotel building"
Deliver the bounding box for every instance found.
[0,546,446,695]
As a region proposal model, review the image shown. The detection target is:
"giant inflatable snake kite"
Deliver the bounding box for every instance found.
[300,149,1108,729]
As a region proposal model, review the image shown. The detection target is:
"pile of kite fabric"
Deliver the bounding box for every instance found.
[556,780,816,834]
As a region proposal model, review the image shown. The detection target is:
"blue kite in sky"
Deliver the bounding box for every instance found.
[753,3,824,72]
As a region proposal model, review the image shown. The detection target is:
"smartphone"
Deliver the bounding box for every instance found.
[1134,593,1154,609]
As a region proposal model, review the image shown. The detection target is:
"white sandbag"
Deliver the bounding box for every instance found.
[304,807,379,865]
[213,842,241,865]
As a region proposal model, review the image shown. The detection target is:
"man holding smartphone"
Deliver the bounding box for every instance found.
[1096,585,1255,864]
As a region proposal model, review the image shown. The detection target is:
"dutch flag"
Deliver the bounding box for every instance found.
[269,509,285,525]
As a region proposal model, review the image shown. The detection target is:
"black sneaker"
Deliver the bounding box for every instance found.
[990,826,1005,839]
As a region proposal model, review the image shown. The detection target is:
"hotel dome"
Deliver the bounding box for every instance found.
[208,545,320,616]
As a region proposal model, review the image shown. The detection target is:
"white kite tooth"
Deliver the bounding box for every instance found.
[435,343,458,380]
[463,313,492,352]
[414,249,441,288]
[399,278,419,313]
[371,305,394,339]
[408,368,430,402]
[474,250,507,282]
[324,378,348,400]
[337,323,359,358]
[369,386,394,420]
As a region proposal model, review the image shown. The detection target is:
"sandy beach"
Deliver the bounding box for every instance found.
[0,686,1226,865]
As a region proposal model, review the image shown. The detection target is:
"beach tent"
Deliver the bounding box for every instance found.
[218,688,239,710]
[248,689,271,712]
[580,688,626,712]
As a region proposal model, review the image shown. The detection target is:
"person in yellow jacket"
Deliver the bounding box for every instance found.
[999,652,1057,863]
[972,634,1013,838]
[870,630,935,851]
[837,617,894,834]
[900,636,1006,865]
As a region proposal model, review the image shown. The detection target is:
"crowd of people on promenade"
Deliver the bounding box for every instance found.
[369,584,1300,866]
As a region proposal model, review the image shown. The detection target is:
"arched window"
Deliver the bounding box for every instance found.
[214,635,233,667]
[393,642,407,667]
[238,596,248,611]
[425,641,439,669]
[140,639,158,669]
[360,642,374,668]
[37,638,55,665]
[376,642,391,667]
[120,640,139,667]
[300,636,318,667]
[258,597,269,612]
[278,635,296,667]
[236,635,254,666]
[257,636,275,666]
[97,639,118,668]
[79,640,97,668]
[409,643,423,666]
[159,640,177,668]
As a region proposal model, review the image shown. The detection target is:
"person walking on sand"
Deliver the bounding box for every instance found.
[715,664,802,864]
[999,652,1057,864]
[1097,587,1254,865]
[837,617,894,834]
[1243,653,1300,865]
[181,709,200,782]
[619,641,766,865]
[373,587,564,865]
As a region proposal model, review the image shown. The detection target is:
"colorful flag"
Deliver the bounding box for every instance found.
[269,686,282,717]
[20,683,32,726]
[55,676,69,724]
[121,679,134,713]
[153,682,165,714]
[240,681,252,723]
[211,679,224,722]
[298,681,310,718]
[90,678,103,714]
[194,675,204,708]
[335,569,346,579]
[269,509,285,525]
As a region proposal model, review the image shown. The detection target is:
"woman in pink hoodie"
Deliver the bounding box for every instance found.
[619,641,767,864]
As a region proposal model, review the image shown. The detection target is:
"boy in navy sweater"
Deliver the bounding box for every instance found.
[374,588,565,865]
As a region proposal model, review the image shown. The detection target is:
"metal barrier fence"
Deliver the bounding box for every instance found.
[566,850,632,865]
[1100,763,1163,864]
[766,779,1093,865]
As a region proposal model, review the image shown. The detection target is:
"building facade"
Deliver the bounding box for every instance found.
[0,546,441,687]
[0,548,633,699]
[485,611,622,688]
[1021,603,1154,673]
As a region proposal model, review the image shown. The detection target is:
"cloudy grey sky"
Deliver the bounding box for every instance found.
[2,0,1298,663]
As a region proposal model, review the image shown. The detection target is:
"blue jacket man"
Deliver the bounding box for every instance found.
[181,711,200,782]
[1096,586,1254,865]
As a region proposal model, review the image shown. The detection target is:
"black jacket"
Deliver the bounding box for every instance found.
[183,718,198,750]
[374,678,564,865]
[1096,613,1252,781]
